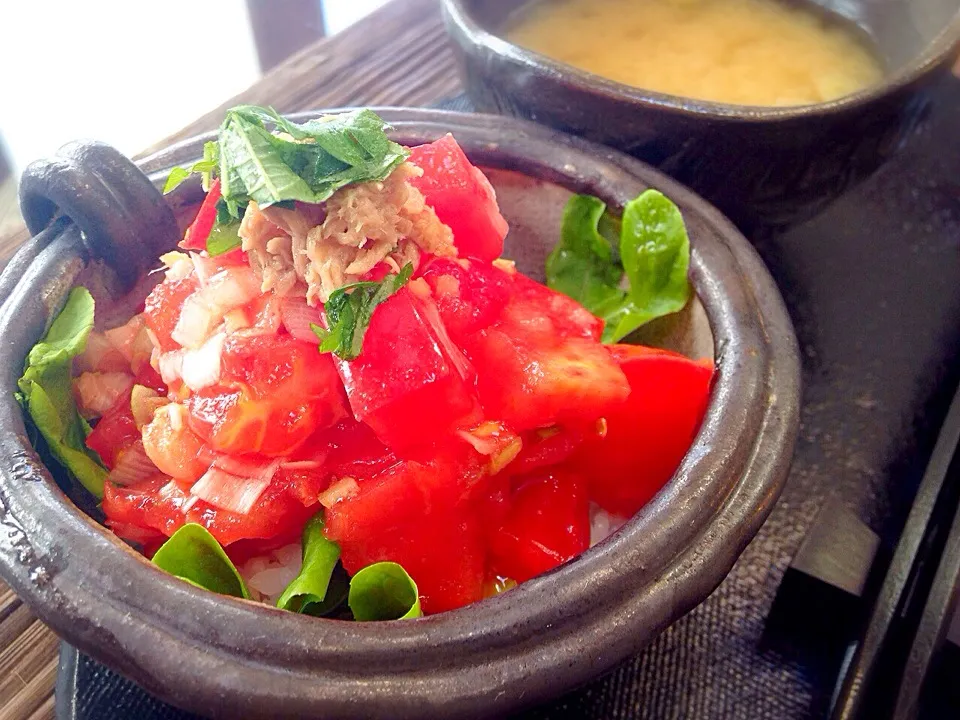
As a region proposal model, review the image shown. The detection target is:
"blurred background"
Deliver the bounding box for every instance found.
[0,0,390,239]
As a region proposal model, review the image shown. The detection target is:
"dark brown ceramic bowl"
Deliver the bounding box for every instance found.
[0,109,799,719]
[442,0,960,228]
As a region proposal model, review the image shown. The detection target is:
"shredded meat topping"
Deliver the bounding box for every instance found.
[239,162,454,304]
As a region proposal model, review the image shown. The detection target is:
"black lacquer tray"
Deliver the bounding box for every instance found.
[57,82,960,719]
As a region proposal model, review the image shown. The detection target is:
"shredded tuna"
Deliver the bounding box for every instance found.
[240,162,455,304]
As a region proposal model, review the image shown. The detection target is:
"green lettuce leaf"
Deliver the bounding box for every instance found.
[152,523,250,599]
[276,514,346,614]
[545,195,625,317]
[17,287,107,497]
[312,263,413,360]
[603,189,691,342]
[545,189,691,343]
[348,561,422,621]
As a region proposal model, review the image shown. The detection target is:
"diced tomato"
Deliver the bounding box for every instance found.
[488,470,590,583]
[324,449,486,544]
[102,472,318,547]
[133,363,168,394]
[187,334,348,457]
[141,404,210,483]
[180,179,221,251]
[338,509,486,615]
[85,391,140,469]
[466,326,629,432]
[334,288,482,451]
[407,135,508,262]
[510,273,604,342]
[418,257,512,344]
[295,418,397,480]
[143,276,199,353]
[506,425,588,477]
[574,345,713,517]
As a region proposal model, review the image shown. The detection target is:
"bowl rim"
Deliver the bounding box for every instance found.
[0,108,800,719]
[442,0,960,122]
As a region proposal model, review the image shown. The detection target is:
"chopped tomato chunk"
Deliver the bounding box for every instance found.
[85,390,139,469]
[407,135,508,262]
[143,276,199,353]
[489,470,590,583]
[334,288,482,451]
[574,345,713,516]
[187,334,348,457]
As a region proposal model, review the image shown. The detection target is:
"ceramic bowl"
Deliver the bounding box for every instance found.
[0,109,799,719]
[442,0,960,228]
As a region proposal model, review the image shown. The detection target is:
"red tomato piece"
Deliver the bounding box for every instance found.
[186,334,348,457]
[85,391,139,468]
[510,272,604,342]
[418,257,512,344]
[488,470,590,583]
[338,510,486,615]
[334,288,482,451]
[506,425,588,477]
[574,345,713,517]
[466,326,629,432]
[407,135,508,262]
[141,405,210,483]
[324,449,486,544]
[102,473,318,547]
[294,418,397,481]
[180,179,221,251]
[143,276,199,352]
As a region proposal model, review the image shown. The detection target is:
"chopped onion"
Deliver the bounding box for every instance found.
[190,464,276,515]
[211,453,280,481]
[130,385,169,429]
[74,371,134,417]
[319,476,360,508]
[157,350,185,385]
[190,252,219,286]
[490,437,522,475]
[108,442,160,486]
[203,267,261,309]
[104,316,144,361]
[160,251,193,282]
[172,294,220,349]
[224,308,252,333]
[75,332,129,373]
[239,543,303,602]
[419,296,473,381]
[281,295,323,343]
[180,332,226,391]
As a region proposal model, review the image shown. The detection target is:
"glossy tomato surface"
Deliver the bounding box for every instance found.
[407,135,508,262]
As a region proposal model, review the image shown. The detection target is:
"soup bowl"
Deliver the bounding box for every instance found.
[442,0,960,228]
[0,109,799,718]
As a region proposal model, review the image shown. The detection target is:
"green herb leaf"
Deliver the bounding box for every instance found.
[313,263,413,360]
[152,523,250,599]
[545,190,691,343]
[205,221,243,257]
[603,189,691,342]
[163,166,191,194]
[348,561,422,621]
[17,287,107,497]
[217,106,408,213]
[277,514,346,614]
[163,142,222,195]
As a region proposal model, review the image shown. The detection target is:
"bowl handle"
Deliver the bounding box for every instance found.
[17,141,178,291]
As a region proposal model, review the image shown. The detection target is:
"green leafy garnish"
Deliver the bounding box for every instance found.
[311,263,413,360]
[152,523,250,599]
[163,141,220,194]
[545,189,692,343]
[276,514,346,614]
[217,106,407,217]
[16,287,108,497]
[205,221,243,257]
[348,562,422,621]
